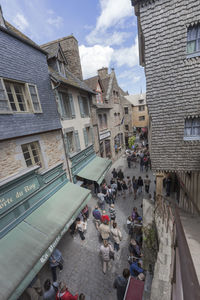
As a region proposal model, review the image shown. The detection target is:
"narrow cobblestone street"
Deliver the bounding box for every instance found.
[39,155,155,300]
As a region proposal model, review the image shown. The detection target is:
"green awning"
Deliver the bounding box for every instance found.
[0,182,91,300]
[77,156,112,185]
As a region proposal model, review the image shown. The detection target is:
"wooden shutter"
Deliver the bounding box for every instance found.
[64,133,70,154]
[83,128,88,147]
[78,96,85,117]
[69,93,75,118]
[74,130,81,152]
[0,78,12,113]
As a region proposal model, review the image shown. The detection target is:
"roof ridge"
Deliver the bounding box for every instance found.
[41,35,77,47]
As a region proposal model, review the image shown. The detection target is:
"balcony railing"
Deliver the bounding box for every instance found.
[155,195,200,300]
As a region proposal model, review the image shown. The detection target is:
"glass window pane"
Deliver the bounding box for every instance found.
[11,102,17,111]
[5,82,11,92]
[26,159,32,167]
[197,26,200,38]
[24,152,30,159]
[34,156,39,163]
[29,85,36,94]
[187,41,196,53]
[187,27,197,41]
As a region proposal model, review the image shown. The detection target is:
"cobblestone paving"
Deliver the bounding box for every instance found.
[39,155,155,300]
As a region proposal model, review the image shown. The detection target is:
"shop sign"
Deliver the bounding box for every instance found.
[0,177,40,214]
[100,131,111,140]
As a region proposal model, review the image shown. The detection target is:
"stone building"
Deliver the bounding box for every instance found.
[125,92,148,132]
[132,0,200,298]
[41,39,111,183]
[0,10,92,299]
[85,67,126,161]
[120,89,134,147]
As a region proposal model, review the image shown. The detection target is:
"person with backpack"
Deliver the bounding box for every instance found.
[137,176,143,194]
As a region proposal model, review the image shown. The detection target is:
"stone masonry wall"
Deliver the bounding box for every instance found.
[139,0,200,171]
[0,130,66,180]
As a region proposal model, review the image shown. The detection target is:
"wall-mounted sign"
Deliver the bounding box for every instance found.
[0,177,40,214]
[100,131,111,140]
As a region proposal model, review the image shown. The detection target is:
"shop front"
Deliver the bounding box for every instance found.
[0,163,91,300]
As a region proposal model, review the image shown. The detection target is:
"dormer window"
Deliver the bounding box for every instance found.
[139,99,144,104]
[58,60,65,76]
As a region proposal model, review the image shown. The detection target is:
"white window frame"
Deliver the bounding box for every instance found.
[184,117,200,141]
[21,141,43,168]
[187,24,200,58]
[139,116,145,121]
[0,77,42,114]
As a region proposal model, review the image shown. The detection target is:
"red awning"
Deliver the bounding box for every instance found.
[124,277,144,300]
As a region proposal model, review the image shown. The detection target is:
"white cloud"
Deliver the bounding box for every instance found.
[96,0,133,31]
[13,13,29,31]
[86,0,133,46]
[79,45,114,79]
[112,37,139,67]
[47,16,63,29]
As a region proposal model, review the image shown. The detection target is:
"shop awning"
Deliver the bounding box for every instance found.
[77,156,112,185]
[0,182,91,300]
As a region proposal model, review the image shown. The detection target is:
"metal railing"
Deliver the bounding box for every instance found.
[155,195,200,300]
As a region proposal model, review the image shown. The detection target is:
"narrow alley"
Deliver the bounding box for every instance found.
[39,155,155,300]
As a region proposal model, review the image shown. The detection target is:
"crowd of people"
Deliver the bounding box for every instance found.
[25,142,152,300]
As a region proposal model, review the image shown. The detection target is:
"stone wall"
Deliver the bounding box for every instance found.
[0,130,66,181]
[132,104,149,128]
[138,0,200,172]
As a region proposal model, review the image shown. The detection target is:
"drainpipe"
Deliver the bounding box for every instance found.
[53,80,73,182]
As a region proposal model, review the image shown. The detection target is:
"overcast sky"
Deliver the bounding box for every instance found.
[1,0,146,94]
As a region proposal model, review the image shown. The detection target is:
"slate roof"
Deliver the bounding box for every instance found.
[84,75,110,100]
[41,42,59,59]
[84,76,99,91]
[125,93,146,106]
[49,67,95,94]
[0,21,46,54]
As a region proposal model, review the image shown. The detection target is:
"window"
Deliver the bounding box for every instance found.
[184,117,200,140]
[0,78,42,113]
[66,131,75,153]
[78,96,90,117]
[124,107,129,114]
[58,61,65,76]
[96,92,103,104]
[59,93,71,119]
[103,114,107,129]
[125,125,129,131]
[139,116,145,121]
[84,126,93,146]
[187,25,200,56]
[139,99,144,104]
[98,114,103,130]
[139,105,145,111]
[22,142,42,167]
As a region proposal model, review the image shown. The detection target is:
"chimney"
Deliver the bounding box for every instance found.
[59,36,83,80]
[98,67,108,79]
[0,6,6,28]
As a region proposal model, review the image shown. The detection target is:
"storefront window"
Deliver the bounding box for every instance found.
[105,139,111,158]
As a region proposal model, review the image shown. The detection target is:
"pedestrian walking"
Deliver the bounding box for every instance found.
[101,210,110,223]
[109,203,116,226]
[76,218,86,240]
[144,156,149,172]
[97,192,105,210]
[107,185,113,204]
[137,176,143,194]
[122,180,128,198]
[112,168,118,179]
[43,279,56,300]
[127,154,131,168]
[111,222,122,252]
[132,207,140,222]
[117,178,122,196]
[111,180,117,201]
[130,260,144,278]
[92,206,102,229]
[100,240,114,274]
[56,281,78,300]
[140,157,144,172]
[127,176,133,194]
[127,216,133,235]
[99,220,110,241]
[144,175,151,193]
[113,269,130,300]
[49,249,63,282]
[117,169,124,180]
[81,205,89,219]
[94,181,100,194]
[26,275,43,300]
[132,176,138,200]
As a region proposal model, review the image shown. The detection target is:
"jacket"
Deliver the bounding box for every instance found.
[111,228,122,244]
[113,275,129,300]
[100,244,113,261]
[109,207,116,219]
[49,249,62,267]
[92,209,101,220]
[130,262,143,277]
[99,223,110,239]
[56,290,78,300]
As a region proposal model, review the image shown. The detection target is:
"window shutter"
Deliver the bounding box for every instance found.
[28,84,42,113]
[0,78,12,113]
[90,126,94,144]
[64,134,70,153]
[87,98,90,116]
[58,93,65,118]
[83,128,88,147]
[69,93,75,118]
[78,96,85,117]
[74,130,81,152]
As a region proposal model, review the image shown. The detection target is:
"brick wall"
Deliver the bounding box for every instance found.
[139,0,200,171]
[0,130,66,180]
[0,30,61,141]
